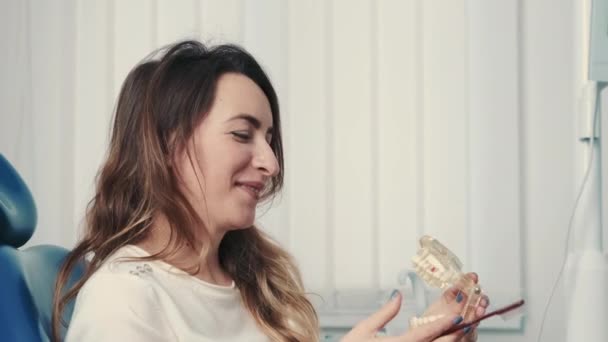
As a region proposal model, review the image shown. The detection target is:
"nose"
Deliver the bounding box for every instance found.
[252,141,279,177]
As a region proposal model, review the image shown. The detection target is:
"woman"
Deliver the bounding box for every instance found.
[53,40,486,341]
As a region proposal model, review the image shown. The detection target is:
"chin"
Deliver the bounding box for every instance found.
[230,216,256,230]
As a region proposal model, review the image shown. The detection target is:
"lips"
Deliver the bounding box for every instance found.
[235,181,264,200]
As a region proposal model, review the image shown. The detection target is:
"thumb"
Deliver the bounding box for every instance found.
[351,290,403,335]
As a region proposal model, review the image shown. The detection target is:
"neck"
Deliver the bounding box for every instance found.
[137,213,233,286]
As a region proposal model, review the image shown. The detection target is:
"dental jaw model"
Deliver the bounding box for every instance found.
[409,235,483,328]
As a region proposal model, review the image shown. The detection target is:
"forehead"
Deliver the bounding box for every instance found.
[207,73,273,126]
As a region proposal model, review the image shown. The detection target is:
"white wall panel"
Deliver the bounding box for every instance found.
[468,0,523,330]
[0,0,34,183]
[113,0,157,99]
[73,0,113,241]
[332,0,375,288]
[0,0,32,242]
[512,0,576,340]
[28,0,76,246]
[603,89,608,253]
[244,0,291,246]
[287,0,331,290]
[421,0,469,260]
[376,0,423,288]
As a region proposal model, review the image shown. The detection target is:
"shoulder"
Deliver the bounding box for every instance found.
[76,245,161,312]
[77,269,158,307]
[65,247,174,341]
[98,244,154,275]
[70,267,164,328]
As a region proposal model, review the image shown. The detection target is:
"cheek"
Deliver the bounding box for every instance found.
[202,146,250,191]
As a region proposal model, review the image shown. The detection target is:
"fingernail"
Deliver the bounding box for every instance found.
[463,326,472,334]
[453,316,463,325]
[456,292,464,303]
[389,289,400,302]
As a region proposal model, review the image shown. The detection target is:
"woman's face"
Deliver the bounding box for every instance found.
[177,73,279,234]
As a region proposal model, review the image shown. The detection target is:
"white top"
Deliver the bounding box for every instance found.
[65,245,269,342]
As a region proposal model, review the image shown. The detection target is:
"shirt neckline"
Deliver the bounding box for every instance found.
[121,244,238,292]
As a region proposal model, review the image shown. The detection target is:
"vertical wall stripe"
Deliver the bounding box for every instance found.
[194,0,202,38]
[243,0,289,245]
[422,0,468,254]
[334,0,375,287]
[516,0,528,304]
[238,0,245,43]
[14,0,32,167]
[467,0,523,329]
[73,0,114,244]
[325,0,335,290]
[287,0,331,290]
[107,0,115,105]
[376,0,420,286]
[416,0,425,238]
[28,0,38,194]
[61,0,77,245]
[281,0,291,249]
[151,0,158,48]
[370,0,380,288]
[464,0,472,266]
[24,0,33,173]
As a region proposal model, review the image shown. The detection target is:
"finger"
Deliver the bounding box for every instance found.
[460,326,478,342]
[479,295,490,308]
[404,314,466,342]
[467,272,479,284]
[474,294,490,317]
[436,323,476,342]
[475,304,486,317]
[441,286,461,304]
[352,290,402,334]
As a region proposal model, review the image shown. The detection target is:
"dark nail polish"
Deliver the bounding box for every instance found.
[456,292,464,303]
[463,326,472,334]
[388,289,400,302]
[453,316,463,325]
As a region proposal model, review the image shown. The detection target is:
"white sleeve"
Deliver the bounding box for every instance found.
[65,272,175,342]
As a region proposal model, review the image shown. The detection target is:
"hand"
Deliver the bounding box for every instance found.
[341,291,473,342]
[421,273,490,341]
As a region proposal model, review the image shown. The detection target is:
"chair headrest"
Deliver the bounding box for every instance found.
[0,154,37,247]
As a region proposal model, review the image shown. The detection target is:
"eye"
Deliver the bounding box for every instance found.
[231,131,252,142]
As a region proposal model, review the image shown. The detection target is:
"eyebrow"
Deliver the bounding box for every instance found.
[228,113,273,134]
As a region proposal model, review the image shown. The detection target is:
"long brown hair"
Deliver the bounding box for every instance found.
[52,40,318,341]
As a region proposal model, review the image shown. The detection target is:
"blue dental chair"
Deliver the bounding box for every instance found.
[0,154,84,341]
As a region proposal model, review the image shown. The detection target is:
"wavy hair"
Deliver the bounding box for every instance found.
[52,40,318,341]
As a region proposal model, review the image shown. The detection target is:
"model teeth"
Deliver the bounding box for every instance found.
[411,235,485,321]
[409,314,446,328]
[412,253,455,288]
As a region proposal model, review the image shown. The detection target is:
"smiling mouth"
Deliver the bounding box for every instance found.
[236,182,262,200]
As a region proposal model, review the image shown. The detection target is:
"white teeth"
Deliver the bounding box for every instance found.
[242,185,259,193]
[409,314,445,328]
